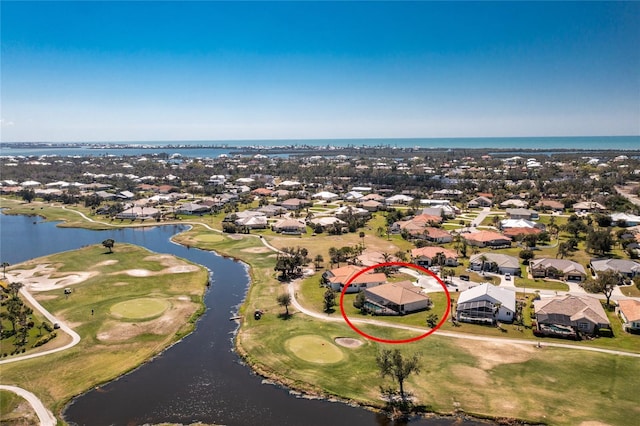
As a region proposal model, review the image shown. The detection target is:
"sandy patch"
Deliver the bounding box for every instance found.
[112,281,129,286]
[241,247,273,254]
[166,265,199,273]
[96,298,196,342]
[7,264,98,292]
[122,269,154,277]
[94,259,119,267]
[579,422,615,426]
[334,337,364,348]
[454,339,535,370]
[226,234,244,240]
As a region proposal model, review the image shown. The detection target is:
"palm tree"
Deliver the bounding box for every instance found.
[1,262,9,279]
[314,254,324,270]
[359,231,365,249]
[479,254,488,273]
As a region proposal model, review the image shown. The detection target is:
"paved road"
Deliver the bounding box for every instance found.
[0,385,56,426]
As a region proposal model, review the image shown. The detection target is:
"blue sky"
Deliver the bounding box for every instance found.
[1,1,639,142]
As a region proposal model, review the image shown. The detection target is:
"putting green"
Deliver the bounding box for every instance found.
[110,298,170,320]
[195,234,224,243]
[285,335,345,364]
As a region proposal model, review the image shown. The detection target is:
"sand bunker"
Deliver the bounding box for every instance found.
[93,259,119,267]
[7,264,98,292]
[334,337,364,348]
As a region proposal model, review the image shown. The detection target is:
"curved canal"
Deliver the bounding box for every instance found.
[0,213,483,426]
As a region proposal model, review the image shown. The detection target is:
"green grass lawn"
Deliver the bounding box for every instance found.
[621,285,640,297]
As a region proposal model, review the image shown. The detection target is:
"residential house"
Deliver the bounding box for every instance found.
[529,258,587,282]
[251,187,274,197]
[235,215,268,229]
[344,191,364,201]
[176,202,211,215]
[503,227,542,239]
[506,208,539,220]
[258,204,287,217]
[312,191,339,201]
[411,247,458,267]
[364,281,431,315]
[500,199,528,208]
[500,219,539,229]
[432,189,463,199]
[463,231,512,248]
[536,199,564,211]
[534,295,610,336]
[456,283,516,324]
[271,218,307,235]
[467,196,493,208]
[469,253,520,276]
[617,300,640,333]
[589,258,640,279]
[610,212,640,227]
[360,200,383,212]
[423,227,453,243]
[322,265,386,293]
[355,250,399,267]
[308,216,346,231]
[280,198,310,210]
[573,201,606,213]
[115,206,160,220]
[385,194,414,205]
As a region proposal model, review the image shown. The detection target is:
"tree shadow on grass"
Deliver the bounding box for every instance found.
[277,312,293,320]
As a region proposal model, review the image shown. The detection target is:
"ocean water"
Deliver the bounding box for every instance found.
[1,136,638,157]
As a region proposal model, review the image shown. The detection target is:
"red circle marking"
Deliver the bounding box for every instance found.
[339,261,451,344]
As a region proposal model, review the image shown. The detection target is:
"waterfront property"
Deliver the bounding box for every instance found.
[534,294,611,336]
[363,281,431,315]
[455,283,516,324]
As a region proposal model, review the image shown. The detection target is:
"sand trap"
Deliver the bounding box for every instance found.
[94,259,119,267]
[334,337,364,348]
[123,269,154,277]
[7,264,98,292]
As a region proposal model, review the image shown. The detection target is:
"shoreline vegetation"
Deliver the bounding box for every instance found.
[2,201,639,425]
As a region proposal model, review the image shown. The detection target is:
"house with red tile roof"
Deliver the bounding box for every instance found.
[463,231,512,248]
[411,247,458,267]
[322,265,386,294]
[617,300,640,333]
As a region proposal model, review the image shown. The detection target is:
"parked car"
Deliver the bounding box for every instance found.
[505,273,511,281]
[460,275,470,281]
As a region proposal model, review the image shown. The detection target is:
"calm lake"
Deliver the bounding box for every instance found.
[0,212,487,426]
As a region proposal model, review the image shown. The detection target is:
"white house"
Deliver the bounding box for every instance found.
[456,283,516,324]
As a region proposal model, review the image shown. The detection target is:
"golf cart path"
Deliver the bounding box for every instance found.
[0,385,56,426]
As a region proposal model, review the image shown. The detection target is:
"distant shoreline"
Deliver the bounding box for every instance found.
[1,136,639,157]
